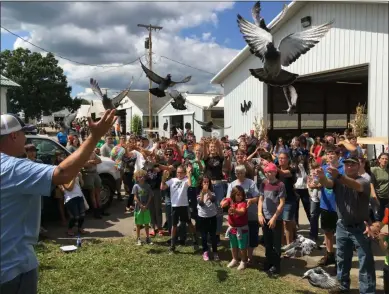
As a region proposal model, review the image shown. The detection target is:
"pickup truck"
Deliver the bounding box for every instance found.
[25,135,120,217]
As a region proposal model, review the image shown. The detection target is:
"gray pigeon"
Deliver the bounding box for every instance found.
[207,95,223,109]
[302,267,339,290]
[140,60,191,98]
[169,90,187,110]
[90,77,134,110]
[194,119,231,133]
[283,85,298,115]
[60,112,77,135]
[237,12,334,86]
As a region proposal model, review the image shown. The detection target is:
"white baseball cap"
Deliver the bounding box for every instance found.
[0,114,36,135]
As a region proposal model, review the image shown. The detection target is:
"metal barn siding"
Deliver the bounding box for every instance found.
[157,101,204,139]
[271,1,388,138]
[223,55,266,139]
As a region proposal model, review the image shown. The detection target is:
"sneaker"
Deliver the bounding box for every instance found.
[237,261,247,271]
[213,253,220,261]
[318,251,336,266]
[227,259,239,268]
[149,230,155,237]
[146,237,153,245]
[136,238,142,246]
[202,251,209,261]
[267,266,279,278]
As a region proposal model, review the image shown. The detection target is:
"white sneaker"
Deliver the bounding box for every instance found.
[237,261,247,271]
[227,259,239,268]
[136,238,142,246]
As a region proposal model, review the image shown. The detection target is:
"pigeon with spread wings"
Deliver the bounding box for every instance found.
[90,77,134,110]
[302,267,339,290]
[237,6,334,86]
[194,119,231,133]
[60,112,77,135]
[140,60,191,98]
[207,95,223,109]
[169,90,187,110]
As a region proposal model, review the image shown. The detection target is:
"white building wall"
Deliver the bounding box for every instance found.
[223,56,267,139]
[120,100,143,133]
[157,101,204,139]
[1,87,8,114]
[223,2,388,139]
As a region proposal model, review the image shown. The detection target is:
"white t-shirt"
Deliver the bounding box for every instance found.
[166,177,189,207]
[63,177,84,204]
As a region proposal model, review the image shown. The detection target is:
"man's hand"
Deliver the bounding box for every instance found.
[162,170,170,180]
[327,166,339,179]
[247,198,256,207]
[268,217,277,229]
[315,167,326,180]
[258,214,265,226]
[363,221,380,239]
[88,110,117,140]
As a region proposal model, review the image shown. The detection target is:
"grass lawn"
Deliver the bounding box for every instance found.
[36,237,325,294]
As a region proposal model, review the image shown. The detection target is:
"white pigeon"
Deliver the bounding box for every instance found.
[302,267,339,290]
[283,85,298,115]
[207,94,223,109]
[237,13,334,86]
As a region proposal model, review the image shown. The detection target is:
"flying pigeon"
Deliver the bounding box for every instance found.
[283,85,298,115]
[89,77,134,110]
[207,95,223,109]
[140,60,192,98]
[240,100,252,114]
[194,119,231,133]
[237,11,334,86]
[169,90,188,110]
[60,112,77,135]
[302,267,339,290]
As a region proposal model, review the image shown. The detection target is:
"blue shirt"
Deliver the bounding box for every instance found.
[0,153,56,283]
[57,132,68,144]
[320,163,345,212]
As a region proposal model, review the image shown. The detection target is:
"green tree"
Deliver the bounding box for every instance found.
[0,48,81,119]
[131,114,142,135]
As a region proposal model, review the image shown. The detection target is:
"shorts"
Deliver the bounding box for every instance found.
[248,221,260,248]
[229,232,249,250]
[83,173,102,190]
[320,209,338,233]
[282,202,296,221]
[135,209,151,225]
[172,206,191,226]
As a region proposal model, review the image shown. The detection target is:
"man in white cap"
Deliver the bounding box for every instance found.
[0,110,116,294]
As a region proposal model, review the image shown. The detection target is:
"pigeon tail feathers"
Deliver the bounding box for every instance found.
[249,68,298,87]
[149,88,166,98]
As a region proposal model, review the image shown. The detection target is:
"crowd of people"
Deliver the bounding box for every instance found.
[1,110,388,293]
[54,122,389,292]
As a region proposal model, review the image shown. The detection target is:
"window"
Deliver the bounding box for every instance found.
[211,110,224,119]
[301,114,324,129]
[25,138,68,165]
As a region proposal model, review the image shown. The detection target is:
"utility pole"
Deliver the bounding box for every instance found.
[138,23,163,131]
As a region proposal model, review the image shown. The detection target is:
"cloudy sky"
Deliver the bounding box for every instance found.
[1,1,287,100]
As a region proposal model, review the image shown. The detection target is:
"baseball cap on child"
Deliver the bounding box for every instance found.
[0,114,36,135]
[264,162,278,173]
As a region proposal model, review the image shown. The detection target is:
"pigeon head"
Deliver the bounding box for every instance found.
[265,43,279,59]
[167,74,172,79]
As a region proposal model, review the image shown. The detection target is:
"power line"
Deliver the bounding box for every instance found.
[1,26,131,68]
[160,55,216,76]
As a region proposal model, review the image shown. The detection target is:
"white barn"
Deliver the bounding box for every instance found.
[211,1,388,145]
[157,93,225,139]
[0,75,21,115]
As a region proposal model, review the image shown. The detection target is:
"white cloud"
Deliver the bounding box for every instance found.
[1,2,238,96]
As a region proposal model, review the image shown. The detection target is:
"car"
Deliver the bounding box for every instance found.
[25,135,120,217]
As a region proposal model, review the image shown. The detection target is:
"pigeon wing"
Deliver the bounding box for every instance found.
[90,78,105,100]
[278,19,334,67]
[251,1,261,26]
[170,76,192,87]
[237,14,272,62]
[212,124,231,130]
[111,77,134,108]
[194,118,209,127]
[62,112,77,130]
[169,89,181,99]
[282,86,293,108]
[289,85,298,106]
[140,59,165,84]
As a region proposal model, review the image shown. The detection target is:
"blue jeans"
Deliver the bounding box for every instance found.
[212,183,225,234]
[309,201,320,241]
[336,220,376,294]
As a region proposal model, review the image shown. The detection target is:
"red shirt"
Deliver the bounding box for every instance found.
[224,198,248,229]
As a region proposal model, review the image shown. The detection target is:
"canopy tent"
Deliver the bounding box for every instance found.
[76,105,91,119]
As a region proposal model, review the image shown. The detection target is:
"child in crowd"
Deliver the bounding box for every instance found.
[307,161,322,245]
[221,186,248,271]
[258,162,285,277]
[378,204,389,293]
[132,170,154,245]
[197,176,219,261]
[58,173,87,236]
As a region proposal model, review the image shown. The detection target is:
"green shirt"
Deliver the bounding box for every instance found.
[96,139,105,148]
[190,159,204,187]
[371,166,389,199]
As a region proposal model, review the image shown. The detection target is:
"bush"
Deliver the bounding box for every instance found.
[131,114,142,135]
